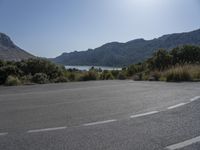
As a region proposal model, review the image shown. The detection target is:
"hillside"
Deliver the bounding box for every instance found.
[52,29,200,67]
[0,33,34,61]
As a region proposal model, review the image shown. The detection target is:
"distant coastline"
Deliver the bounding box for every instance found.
[65,65,122,71]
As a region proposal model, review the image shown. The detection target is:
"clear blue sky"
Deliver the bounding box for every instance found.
[0,0,200,57]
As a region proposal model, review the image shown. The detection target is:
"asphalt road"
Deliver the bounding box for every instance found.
[0,80,200,150]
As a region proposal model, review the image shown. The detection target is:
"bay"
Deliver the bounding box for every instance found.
[65,65,122,71]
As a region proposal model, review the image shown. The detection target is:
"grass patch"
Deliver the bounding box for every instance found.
[163,65,200,82]
[5,76,21,86]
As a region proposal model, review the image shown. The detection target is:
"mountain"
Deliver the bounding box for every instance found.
[52,29,200,67]
[0,33,34,61]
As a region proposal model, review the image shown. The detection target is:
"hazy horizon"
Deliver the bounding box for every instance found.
[0,0,200,57]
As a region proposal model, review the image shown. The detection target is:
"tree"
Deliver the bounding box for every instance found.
[0,65,22,84]
[171,45,200,64]
[148,49,172,70]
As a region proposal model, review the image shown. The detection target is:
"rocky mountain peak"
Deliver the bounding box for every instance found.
[0,33,16,48]
[0,32,34,61]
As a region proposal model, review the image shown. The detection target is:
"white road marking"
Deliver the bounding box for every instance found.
[83,119,117,126]
[0,132,8,136]
[130,111,159,118]
[190,96,200,102]
[167,103,187,110]
[27,126,67,133]
[165,136,200,150]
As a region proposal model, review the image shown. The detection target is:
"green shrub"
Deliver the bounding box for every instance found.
[79,71,98,81]
[117,72,126,80]
[0,58,67,85]
[148,71,161,81]
[5,76,21,86]
[20,58,65,80]
[100,71,107,80]
[133,73,142,81]
[105,72,114,80]
[0,65,22,84]
[133,75,140,81]
[159,76,167,81]
[141,73,149,81]
[21,74,33,84]
[54,76,69,83]
[32,73,49,84]
[68,73,76,81]
[100,71,115,80]
[127,63,147,76]
[111,70,119,78]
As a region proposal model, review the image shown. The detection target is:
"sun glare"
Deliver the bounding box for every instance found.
[128,0,159,7]
[120,0,164,13]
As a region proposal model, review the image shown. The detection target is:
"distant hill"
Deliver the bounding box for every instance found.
[52,29,200,67]
[0,33,34,61]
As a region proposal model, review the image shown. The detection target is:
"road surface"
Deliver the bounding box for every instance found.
[0,80,200,150]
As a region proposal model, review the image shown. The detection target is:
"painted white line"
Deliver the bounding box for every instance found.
[27,126,67,133]
[83,119,117,126]
[130,111,159,118]
[167,103,187,110]
[165,136,200,150]
[190,96,200,102]
[0,132,8,136]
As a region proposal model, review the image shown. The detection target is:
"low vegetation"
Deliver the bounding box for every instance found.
[0,58,67,85]
[125,45,200,82]
[0,45,199,86]
[5,75,21,86]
